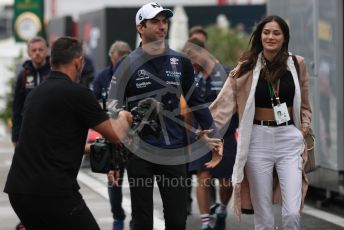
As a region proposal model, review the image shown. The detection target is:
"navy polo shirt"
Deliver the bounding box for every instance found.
[109,47,215,149]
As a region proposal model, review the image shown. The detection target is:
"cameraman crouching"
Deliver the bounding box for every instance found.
[4,36,132,230]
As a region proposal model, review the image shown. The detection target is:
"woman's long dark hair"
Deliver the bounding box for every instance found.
[237,15,290,82]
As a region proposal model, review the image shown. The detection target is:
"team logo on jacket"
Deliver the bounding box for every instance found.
[136,69,152,88]
[137,69,151,80]
[138,69,147,78]
[25,75,35,89]
[170,57,179,65]
[210,81,224,91]
[214,71,221,77]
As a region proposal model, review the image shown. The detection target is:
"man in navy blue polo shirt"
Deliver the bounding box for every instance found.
[109,3,223,230]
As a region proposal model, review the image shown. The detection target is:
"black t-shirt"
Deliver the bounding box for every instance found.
[4,71,108,196]
[255,70,295,108]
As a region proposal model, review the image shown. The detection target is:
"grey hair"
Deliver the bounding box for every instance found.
[27,36,48,47]
[108,41,132,57]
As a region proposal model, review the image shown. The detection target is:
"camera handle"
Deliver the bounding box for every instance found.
[101,87,108,111]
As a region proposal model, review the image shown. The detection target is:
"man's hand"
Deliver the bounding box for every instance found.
[107,170,121,187]
[197,129,224,168]
[205,141,223,168]
[118,110,133,124]
[94,111,133,145]
[84,143,91,154]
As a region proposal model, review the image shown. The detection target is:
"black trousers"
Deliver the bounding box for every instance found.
[8,191,100,230]
[127,155,188,230]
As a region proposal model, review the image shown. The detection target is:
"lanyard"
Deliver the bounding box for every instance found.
[262,56,282,106]
[266,79,281,107]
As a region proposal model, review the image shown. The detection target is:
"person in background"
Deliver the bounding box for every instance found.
[189,26,208,44]
[183,38,238,230]
[4,36,132,230]
[12,36,50,147]
[209,15,312,230]
[11,36,50,230]
[92,41,132,100]
[92,40,132,230]
[80,55,96,88]
[182,25,218,217]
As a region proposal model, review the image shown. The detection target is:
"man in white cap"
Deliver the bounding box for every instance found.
[109,2,223,230]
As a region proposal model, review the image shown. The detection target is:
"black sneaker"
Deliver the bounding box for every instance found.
[113,219,124,230]
[201,224,214,230]
[214,213,226,230]
[129,219,135,230]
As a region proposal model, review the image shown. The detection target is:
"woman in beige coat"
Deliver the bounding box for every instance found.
[210,15,312,230]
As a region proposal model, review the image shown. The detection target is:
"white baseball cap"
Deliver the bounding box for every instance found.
[135,2,173,26]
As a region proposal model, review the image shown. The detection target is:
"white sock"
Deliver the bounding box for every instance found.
[200,213,210,227]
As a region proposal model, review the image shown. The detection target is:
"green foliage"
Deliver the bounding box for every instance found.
[0,77,15,126]
[205,24,250,68]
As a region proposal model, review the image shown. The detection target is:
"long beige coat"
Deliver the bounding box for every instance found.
[210,53,312,220]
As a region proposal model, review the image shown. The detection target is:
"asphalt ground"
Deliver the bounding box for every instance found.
[1,133,344,230]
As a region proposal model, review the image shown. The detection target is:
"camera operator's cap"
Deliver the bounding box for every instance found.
[136,2,173,26]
